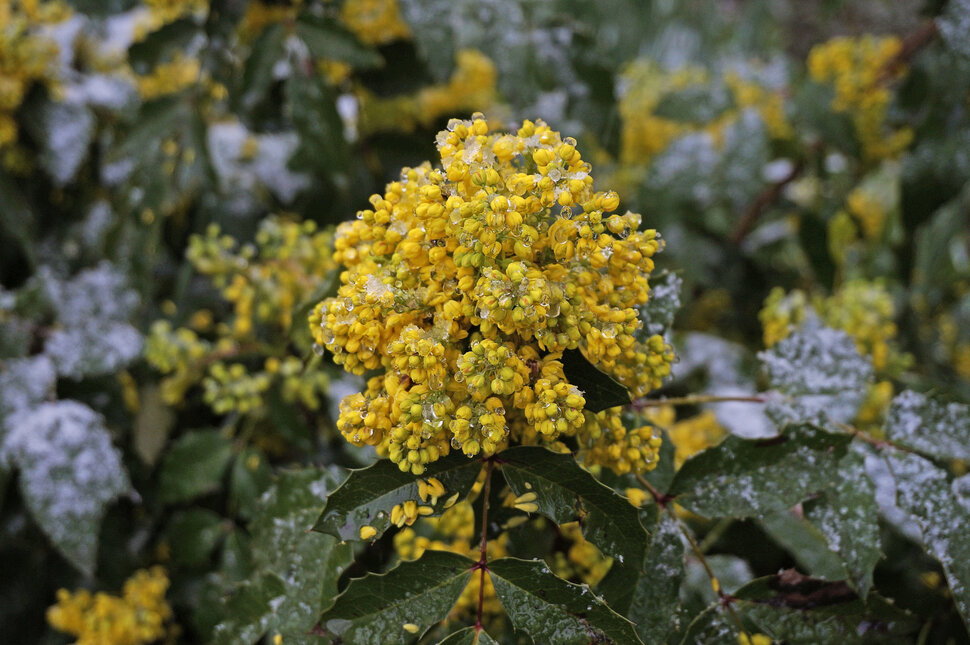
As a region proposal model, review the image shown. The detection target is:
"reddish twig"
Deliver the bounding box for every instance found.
[730,157,806,246]
[879,20,940,83]
[474,458,496,633]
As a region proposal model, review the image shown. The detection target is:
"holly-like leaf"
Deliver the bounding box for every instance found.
[488,557,642,645]
[251,468,353,638]
[803,450,881,597]
[23,99,95,186]
[295,14,383,68]
[438,626,500,645]
[885,450,970,629]
[760,511,845,581]
[211,573,288,645]
[1,401,131,575]
[669,423,851,518]
[736,572,918,643]
[499,445,647,609]
[759,322,873,430]
[884,390,970,461]
[561,348,631,412]
[680,572,918,645]
[159,430,234,505]
[313,452,483,541]
[0,355,55,421]
[627,506,686,643]
[239,22,285,112]
[316,550,475,644]
[165,508,227,566]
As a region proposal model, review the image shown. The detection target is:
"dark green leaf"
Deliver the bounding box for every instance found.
[499,445,647,605]
[23,100,95,186]
[295,14,383,68]
[3,400,131,576]
[626,507,686,643]
[0,173,37,268]
[159,430,234,505]
[317,550,475,644]
[252,467,354,637]
[884,390,970,460]
[736,572,918,643]
[211,573,288,645]
[229,447,272,520]
[678,603,739,645]
[803,451,881,597]
[313,452,483,541]
[561,348,631,412]
[885,451,970,630]
[669,423,851,518]
[286,72,349,178]
[760,511,845,581]
[488,557,642,645]
[240,22,285,111]
[165,508,226,566]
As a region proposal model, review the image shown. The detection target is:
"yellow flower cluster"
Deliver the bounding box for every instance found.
[807,35,913,161]
[310,115,673,474]
[146,217,335,415]
[760,280,900,371]
[136,54,201,100]
[394,499,508,621]
[359,49,499,135]
[846,185,889,240]
[47,567,172,645]
[340,0,411,46]
[0,1,66,150]
[617,60,792,169]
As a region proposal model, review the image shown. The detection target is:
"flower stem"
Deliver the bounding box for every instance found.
[475,458,495,632]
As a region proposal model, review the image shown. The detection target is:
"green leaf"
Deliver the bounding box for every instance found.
[295,14,383,68]
[803,451,881,597]
[211,573,288,645]
[316,550,475,644]
[760,511,845,581]
[759,322,873,430]
[885,451,970,630]
[437,626,500,644]
[680,572,918,645]
[286,72,349,178]
[488,557,642,645]
[229,447,272,521]
[159,430,234,505]
[638,271,682,338]
[240,22,285,111]
[251,468,354,637]
[669,423,851,518]
[498,446,647,604]
[1,401,131,575]
[0,356,56,421]
[313,452,483,541]
[884,390,970,460]
[165,508,227,566]
[627,507,686,643]
[0,173,36,268]
[736,572,918,643]
[561,348,631,412]
[133,384,174,466]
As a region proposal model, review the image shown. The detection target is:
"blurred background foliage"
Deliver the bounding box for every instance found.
[2,0,970,642]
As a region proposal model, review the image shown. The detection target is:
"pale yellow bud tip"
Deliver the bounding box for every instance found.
[359,525,378,540]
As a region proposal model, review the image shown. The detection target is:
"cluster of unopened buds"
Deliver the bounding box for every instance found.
[310,114,674,475]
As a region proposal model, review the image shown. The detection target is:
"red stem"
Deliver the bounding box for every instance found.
[475,458,495,632]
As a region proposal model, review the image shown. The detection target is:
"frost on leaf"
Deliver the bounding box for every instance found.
[885,451,970,628]
[884,390,970,461]
[0,355,56,424]
[637,271,681,338]
[939,0,970,59]
[1,401,132,575]
[41,263,143,379]
[759,320,873,431]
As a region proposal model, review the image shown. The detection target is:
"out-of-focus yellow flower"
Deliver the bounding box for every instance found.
[47,567,173,645]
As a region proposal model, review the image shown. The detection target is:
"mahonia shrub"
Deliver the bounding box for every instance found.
[309,114,674,475]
